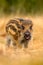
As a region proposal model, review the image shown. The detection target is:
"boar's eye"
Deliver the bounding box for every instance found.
[21,25,25,30]
[30,25,32,30]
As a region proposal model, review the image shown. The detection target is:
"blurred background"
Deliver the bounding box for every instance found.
[0,0,43,16]
[0,1,43,65]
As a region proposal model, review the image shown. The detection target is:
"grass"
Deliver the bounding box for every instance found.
[0,15,43,65]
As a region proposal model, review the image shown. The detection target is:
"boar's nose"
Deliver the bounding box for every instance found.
[24,31,30,36]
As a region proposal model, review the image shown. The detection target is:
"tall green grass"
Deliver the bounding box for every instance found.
[0,0,43,15]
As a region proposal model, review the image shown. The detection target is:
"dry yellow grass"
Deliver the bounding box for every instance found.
[0,15,43,65]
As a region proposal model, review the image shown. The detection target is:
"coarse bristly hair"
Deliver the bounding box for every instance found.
[6,18,33,48]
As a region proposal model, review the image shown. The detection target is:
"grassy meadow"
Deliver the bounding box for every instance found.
[0,0,43,65]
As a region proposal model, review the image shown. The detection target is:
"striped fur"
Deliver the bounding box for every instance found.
[6,18,33,48]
